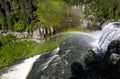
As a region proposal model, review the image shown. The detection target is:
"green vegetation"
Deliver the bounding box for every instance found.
[0,0,69,31]
[0,0,89,32]
[36,0,68,28]
[0,35,38,68]
[64,0,120,22]
[84,0,120,22]
[31,34,72,55]
[0,0,120,69]
[0,34,71,68]
[0,0,120,31]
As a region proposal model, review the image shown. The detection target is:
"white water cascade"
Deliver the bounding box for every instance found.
[0,55,40,79]
[97,22,120,54]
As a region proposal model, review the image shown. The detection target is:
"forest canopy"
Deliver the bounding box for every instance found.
[64,0,120,22]
[0,0,68,31]
[0,0,120,31]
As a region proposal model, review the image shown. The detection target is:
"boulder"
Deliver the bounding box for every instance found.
[104,40,120,66]
[109,53,120,64]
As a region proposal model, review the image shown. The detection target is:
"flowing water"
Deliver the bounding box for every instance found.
[27,32,96,79]
[0,22,120,79]
[0,32,96,79]
[98,22,120,54]
[0,55,40,79]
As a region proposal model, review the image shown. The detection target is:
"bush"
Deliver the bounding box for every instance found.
[36,0,68,28]
[0,34,16,45]
[14,21,25,32]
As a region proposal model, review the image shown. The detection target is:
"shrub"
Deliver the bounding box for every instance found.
[14,21,25,32]
[0,34,16,45]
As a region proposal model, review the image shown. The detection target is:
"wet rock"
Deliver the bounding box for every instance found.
[109,53,120,64]
[104,40,120,66]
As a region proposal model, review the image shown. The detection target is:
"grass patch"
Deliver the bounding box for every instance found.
[0,39,38,68]
[0,35,38,68]
[0,33,72,68]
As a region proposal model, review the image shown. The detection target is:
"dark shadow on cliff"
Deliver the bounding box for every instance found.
[70,62,89,79]
[70,46,120,79]
[85,47,120,79]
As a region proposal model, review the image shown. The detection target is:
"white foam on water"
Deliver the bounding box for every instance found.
[41,47,60,71]
[41,55,59,71]
[98,22,120,53]
[0,55,40,79]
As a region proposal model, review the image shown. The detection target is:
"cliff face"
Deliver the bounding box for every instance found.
[104,40,120,67]
[85,40,120,79]
[102,40,120,79]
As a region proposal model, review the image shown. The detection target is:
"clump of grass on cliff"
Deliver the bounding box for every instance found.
[0,34,38,68]
[0,33,72,68]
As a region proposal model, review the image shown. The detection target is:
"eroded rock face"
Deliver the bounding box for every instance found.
[109,53,120,64]
[104,40,120,66]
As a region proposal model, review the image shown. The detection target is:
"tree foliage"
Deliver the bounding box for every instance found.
[36,0,68,28]
[0,0,68,31]
[0,0,120,31]
[64,0,120,22]
[0,0,35,31]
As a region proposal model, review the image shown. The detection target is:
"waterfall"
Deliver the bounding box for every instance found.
[0,22,120,79]
[97,22,120,54]
[0,55,40,79]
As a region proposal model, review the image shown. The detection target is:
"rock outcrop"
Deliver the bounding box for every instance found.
[85,40,120,79]
[104,40,120,66]
[102,40,120,79]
